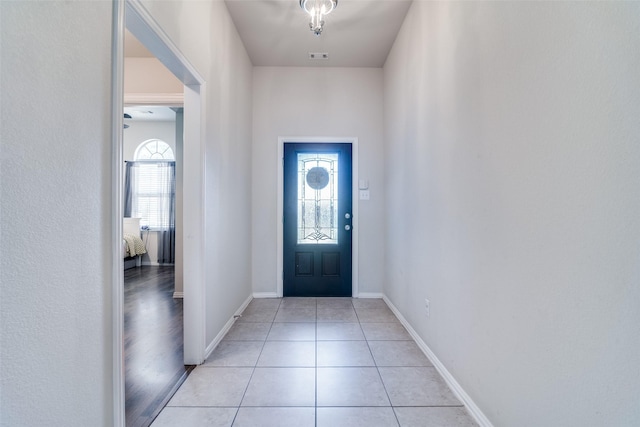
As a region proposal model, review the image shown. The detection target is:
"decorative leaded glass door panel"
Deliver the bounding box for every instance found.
[283,143,352,297]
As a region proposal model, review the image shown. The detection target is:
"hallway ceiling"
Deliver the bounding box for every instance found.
[224,0,412,67]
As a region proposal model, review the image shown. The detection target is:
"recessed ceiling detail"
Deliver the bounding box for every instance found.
[309,52,329,60]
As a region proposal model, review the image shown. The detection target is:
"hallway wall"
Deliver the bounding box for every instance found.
[252,67,385,296]
[383,2,640,425]
[139,0,254,349]
[1,2,114,425]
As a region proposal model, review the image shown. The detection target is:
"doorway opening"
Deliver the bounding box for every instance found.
[122,103,184,427]
[113,1,207,424]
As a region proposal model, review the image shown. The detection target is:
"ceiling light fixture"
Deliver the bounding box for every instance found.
[300,0,337,36]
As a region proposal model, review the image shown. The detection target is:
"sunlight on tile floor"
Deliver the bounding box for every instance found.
[151,298,478,427]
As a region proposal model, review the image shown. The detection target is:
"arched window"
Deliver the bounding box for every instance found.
[134,139,174,160]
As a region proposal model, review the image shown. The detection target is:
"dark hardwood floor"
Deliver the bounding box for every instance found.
[125,266,193,427]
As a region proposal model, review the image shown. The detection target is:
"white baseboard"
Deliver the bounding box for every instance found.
[204,294,253,360]
[253,292,279,298]
[237,294,254,315]
[382,295,493,427]
[356,292,384,299]
[173,291,183,299]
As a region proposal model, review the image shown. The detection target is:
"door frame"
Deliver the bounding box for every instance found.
[125,0,207,364]
[277,137,359,298]
[113,0,207,423]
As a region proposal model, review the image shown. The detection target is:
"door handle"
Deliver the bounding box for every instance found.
[345,213,351,219]
[345,225,351,231]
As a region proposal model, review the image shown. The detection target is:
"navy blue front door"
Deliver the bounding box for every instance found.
[283,143,352,297]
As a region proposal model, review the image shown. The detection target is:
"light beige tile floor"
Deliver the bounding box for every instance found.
[151,298,478,427]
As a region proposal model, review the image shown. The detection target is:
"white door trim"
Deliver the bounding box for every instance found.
[113,2,207,423]
[111,2,126,424]
[277,137,359,298]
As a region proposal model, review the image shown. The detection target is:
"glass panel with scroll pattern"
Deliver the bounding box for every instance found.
[297,152,339,244]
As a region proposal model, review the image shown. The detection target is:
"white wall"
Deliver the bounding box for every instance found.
[252,67,385,296]
[0,2,114,426]
[124,57,183,95]
[383,2,640,426]
[139,0,254,346]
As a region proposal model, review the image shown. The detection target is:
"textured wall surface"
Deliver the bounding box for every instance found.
[0,2,114,426]
[252,67,385,296]
[383,2,640,425]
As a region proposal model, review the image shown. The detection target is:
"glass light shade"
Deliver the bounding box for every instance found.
[300,0,337,16]
[300,0,337,36]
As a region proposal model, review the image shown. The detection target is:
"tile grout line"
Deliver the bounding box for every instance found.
[359,301,403,426]
[230,298,282,426]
